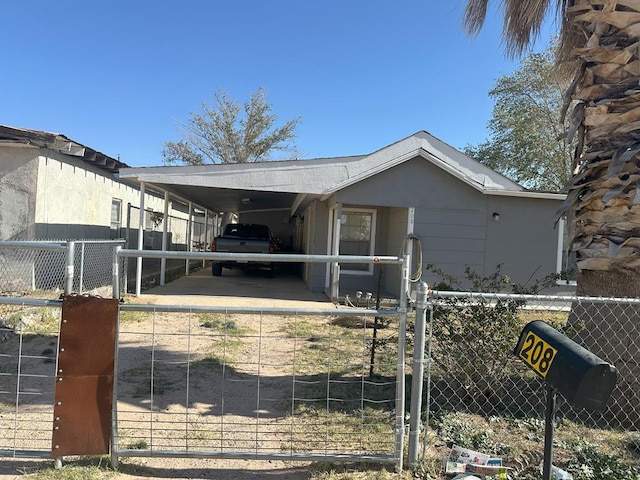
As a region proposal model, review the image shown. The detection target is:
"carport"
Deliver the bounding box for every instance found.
[117,162,312,296]
[118,157,367,299]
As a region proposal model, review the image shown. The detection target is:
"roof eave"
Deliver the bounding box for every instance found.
[484,189,566,200]
[321,147,526,197]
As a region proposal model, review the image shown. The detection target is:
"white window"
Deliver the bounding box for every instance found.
[110,198,122,238]
[340,209,376,275]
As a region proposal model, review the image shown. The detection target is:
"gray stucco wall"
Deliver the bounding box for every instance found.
[328,156,562,294]
[304,200,330,293]
[484,195,560,286]
[0,146,39,240]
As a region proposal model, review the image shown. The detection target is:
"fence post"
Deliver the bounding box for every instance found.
[421,288,435,462]
[394,254,410,471]
[64,241,75,294]
[79,242,85,294]
[408,281,429,468]
[112,245,121,299]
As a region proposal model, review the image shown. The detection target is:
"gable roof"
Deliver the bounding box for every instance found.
[0,125,128,173]
[118,131,564,213]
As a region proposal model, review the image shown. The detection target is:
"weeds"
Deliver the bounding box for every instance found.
[422,410,640,480]
[564,440,640,480]
[198,313,250,335]
[124,439,148,450]
[2,307,60,336]
[19,456,116,480]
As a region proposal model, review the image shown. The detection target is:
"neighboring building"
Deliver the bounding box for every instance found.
[0,125,216,289]
[119,131,567,299]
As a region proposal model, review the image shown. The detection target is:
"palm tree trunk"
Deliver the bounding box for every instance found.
[560,1,640,426]
[464,0,640,428]
[561,3,640,277]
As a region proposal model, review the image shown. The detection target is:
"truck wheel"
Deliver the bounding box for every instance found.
[212,263,223,276]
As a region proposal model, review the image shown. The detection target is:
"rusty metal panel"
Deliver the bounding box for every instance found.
[52,376,114,456]
[51,295,119,457]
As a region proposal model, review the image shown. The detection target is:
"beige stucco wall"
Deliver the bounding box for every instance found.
[35,152,164,229]
[33,151,199,242]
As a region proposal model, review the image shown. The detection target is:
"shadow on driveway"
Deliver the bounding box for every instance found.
[138,266,331,307]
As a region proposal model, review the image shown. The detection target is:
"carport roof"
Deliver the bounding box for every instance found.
[117,131,564,214]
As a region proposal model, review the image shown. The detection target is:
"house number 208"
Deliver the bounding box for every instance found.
[517,331,557,378]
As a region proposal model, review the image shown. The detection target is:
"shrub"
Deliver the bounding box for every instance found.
[426,264,556,411]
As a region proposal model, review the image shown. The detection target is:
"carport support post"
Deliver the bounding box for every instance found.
[185,201,193,275]
[203,210,209,268]
[408,281,429,469]
[330,203,342,301]
[160,190,169,286]
[135,182,145,297]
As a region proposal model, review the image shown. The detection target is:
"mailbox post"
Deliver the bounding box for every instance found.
[514,321,617,480]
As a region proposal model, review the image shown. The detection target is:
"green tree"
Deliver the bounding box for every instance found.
[464,42,574,191]
[163,87,300,165]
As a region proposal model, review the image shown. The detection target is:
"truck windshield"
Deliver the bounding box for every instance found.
[225,225,270,240]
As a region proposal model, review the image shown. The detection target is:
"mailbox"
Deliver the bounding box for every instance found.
[514,320,617,412]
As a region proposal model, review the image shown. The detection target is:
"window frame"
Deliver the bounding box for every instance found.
[339,207,377,276]
[110,198,122,238]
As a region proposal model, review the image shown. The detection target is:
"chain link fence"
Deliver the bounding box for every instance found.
[0,241,124,299]
[2,244,640,475]
[0,242,67,298]
[424,291,640,431]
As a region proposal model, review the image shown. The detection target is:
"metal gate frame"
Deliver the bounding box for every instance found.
[113,249,410,470]
[0,245,411,471]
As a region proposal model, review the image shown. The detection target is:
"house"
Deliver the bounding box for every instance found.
[0,125,216,288]
[119,131,567,299]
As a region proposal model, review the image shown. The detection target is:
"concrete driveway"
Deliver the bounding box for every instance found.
[137,266,334,309]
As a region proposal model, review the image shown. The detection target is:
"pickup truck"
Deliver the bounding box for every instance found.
[210,223,277,277]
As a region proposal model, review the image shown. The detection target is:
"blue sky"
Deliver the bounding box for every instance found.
[1,1,556,167]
